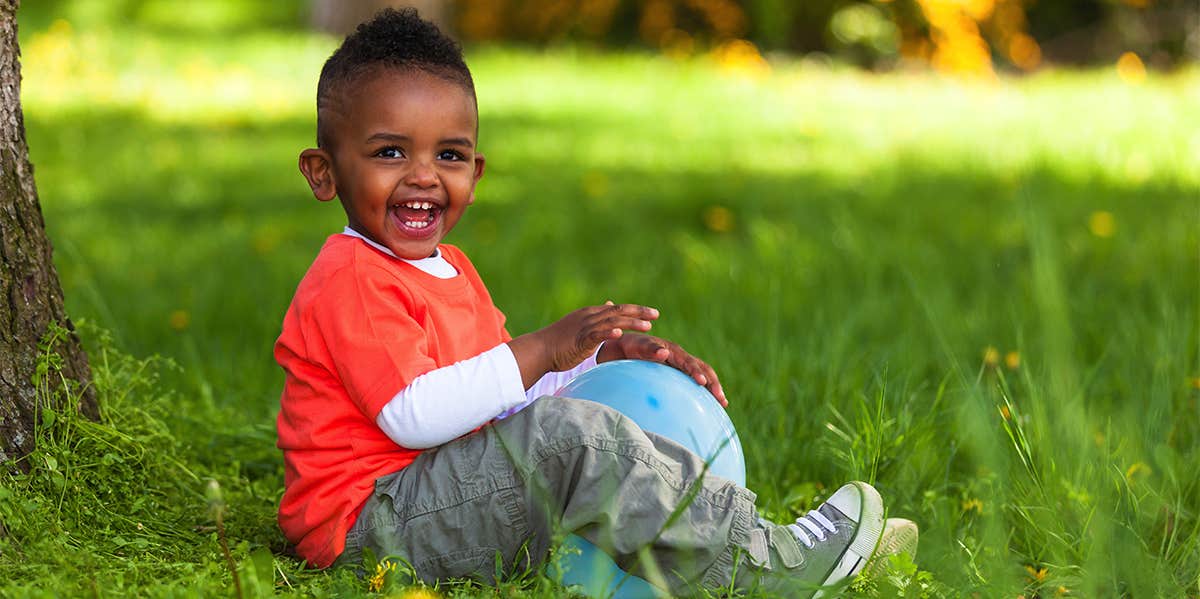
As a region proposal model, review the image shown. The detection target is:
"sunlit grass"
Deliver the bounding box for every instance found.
[8,16,1200,598]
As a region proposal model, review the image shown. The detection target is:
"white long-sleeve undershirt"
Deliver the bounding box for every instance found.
[374,344,598,449]
[341,228,600,449]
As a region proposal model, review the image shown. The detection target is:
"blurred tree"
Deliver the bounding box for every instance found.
[311,0,452,35]
[456,0,750,48]
[446,0,1193,70]
[0,0,96,470]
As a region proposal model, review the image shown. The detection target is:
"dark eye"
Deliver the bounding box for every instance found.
[375,147,404,159]
[437,150,464,161]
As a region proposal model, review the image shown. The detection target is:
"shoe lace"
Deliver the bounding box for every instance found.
[787,510,837,549]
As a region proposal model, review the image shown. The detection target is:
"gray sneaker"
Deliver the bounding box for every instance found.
[750,481,885,597]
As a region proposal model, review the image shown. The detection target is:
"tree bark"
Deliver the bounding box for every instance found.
[0,0,95,469]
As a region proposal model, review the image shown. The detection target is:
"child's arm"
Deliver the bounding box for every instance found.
[374,344,528,448]
[375,344,602,446]
[374,303,724,449]
[506,302,656,386]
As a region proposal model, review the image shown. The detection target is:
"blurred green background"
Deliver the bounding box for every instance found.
[7,0,1200,597]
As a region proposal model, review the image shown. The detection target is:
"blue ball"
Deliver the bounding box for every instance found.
[552,360,746,598]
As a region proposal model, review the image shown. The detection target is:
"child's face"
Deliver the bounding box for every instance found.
[301,69,484,260]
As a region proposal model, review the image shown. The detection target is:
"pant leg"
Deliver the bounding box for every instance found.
[339,396,771,593]
[495,396,760,592]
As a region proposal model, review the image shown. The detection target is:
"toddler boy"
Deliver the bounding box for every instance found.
[276,8,908,596]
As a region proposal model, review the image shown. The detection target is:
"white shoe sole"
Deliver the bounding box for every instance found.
[862,518,919,578]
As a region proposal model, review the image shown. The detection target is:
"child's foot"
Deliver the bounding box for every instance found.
[754,481,885,597]
[861,518,919,578]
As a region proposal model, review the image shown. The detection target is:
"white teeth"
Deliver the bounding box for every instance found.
[399,201,435,210]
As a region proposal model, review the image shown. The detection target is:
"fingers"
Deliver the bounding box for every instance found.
[588,303,658,335]
[618,334,729,408]
[662,343,727,407]
[600,301,660,322]
[574,307,730,407]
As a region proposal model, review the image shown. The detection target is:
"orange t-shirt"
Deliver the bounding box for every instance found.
[274,234,510,568]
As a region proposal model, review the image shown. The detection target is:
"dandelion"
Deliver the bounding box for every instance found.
[169,310,190,331]
[962,498,983,514]
[982,346,1000,368]
[396,589,441,599]
[1088,211,1115,238]
[702,205,734,233]
[1025,564,1047,582]
[582,171,609,199]
[253,229,281,255]
[1004,351,1020,370]
[368,560,397,593]
[1125,461,1151,481]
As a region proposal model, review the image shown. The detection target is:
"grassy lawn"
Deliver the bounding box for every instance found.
[3,14,1198,598]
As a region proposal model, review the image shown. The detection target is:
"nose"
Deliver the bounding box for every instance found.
[404,160,437,189]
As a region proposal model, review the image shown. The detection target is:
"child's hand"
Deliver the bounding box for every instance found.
[508,301,659,387]
[598,333,728,407]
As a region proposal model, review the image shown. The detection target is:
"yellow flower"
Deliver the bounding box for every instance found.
[1125,461,1151,482]
[1004,351,1020,370]
[1025,564,1047,582]
[1088,211,1115,238]
[368,560,397,593]
[999,405,1011,420]
[982,346,1000,367]
[1188,377,1200,390]
[702,205,734,233]
[962,498,983,514]
[394,589,441,599]
[169,310,190,331]
[582,170,609,199]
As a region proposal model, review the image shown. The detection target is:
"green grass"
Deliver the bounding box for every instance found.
[4,13,1199,598]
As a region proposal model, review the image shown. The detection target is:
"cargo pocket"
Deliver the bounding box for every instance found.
[415,547,499,584]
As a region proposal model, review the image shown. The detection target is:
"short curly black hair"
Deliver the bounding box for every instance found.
[315,8,476,148]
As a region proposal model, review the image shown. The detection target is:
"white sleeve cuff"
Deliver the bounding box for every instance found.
[375,344,528,449]
[496,346,601,420]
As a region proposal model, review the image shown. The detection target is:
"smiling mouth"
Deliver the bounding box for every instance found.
[392,200,441,232]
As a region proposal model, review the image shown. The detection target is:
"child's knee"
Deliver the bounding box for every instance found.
[519,395,632,437]
[496,396,648,465]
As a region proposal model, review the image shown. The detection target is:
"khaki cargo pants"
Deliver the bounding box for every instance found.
[337,396,786,594]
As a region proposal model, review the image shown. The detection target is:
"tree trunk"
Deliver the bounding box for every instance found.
[0,0,95,469]
[311,0,454,36]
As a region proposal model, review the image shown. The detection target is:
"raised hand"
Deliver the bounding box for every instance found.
[508,301,659,388]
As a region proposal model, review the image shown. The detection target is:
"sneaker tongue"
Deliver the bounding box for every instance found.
[819,502,849,523]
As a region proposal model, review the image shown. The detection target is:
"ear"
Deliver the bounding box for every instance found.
[298,148,337,202]
[467,152,486,206]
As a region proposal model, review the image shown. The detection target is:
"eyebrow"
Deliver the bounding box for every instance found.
[365,132,474,148]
